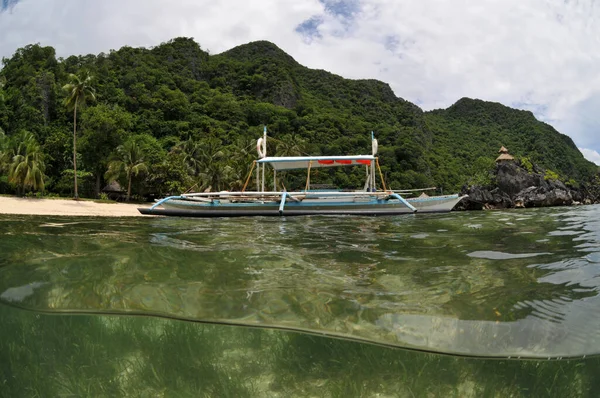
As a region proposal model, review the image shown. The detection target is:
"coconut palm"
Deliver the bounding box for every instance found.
[0,76,6,103]
[178,138,231,192]
[178,138,204,177]
[196,138,231,192]
[0,127,7,173]
[227,137,256,190]
[105,140,148,201]
[0,127,7,165]
[63,72,95,199]
[7,131,45,194]
[275,134,307,157]
[272,134,307,190]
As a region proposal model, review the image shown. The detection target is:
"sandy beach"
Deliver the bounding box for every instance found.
[0,196,146,217]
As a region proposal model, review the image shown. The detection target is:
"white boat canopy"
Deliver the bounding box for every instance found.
[257,155,376,171]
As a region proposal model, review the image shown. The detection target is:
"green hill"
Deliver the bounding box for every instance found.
[424,98,598,189]
[0,38,596,198]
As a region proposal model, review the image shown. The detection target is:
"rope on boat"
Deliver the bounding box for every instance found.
[375,158,388,192]
[242,161,257,193]
[183,182,199,194]
[393,187,437,193]
[305,160,312,191]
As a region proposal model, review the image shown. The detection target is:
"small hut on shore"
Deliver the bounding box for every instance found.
[102,181,127,201]
[496,146,514,163]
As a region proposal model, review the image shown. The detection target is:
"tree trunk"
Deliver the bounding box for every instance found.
[127,174,132,202]
[73,99,78,200]
[95,172,101,198]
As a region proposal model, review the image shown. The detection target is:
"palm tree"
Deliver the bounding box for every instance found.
[7,131,45,194]
[63,72,95,199]
[273,134,307,190]
[227,137,255,190]
[275,134,307,157]
[0,127,7,173]
[105,140,148,201]
[0,76,6,103]
[178,138,230,192]
[179,138,204,177]
[196,138,230,192]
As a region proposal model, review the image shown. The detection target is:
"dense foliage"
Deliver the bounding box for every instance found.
[425,98,599,189]
[0,38,597,199]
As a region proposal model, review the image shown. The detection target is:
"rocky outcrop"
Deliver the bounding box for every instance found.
[459,161,588,210]
[495,162,546,197]
[460,186,511,210]
[513,186,572,208]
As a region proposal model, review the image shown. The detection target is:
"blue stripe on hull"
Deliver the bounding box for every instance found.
[139,208,430,217]
[139,195,464,217]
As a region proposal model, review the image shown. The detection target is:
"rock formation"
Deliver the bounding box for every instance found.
[458,149,595,210]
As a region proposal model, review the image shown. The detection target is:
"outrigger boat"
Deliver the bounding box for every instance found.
[138,129,466,217]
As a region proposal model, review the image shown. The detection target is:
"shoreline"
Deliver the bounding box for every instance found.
[0,196,146,217]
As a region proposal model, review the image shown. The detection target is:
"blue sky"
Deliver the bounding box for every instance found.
[1,0,599,165]
[1,0,19,11]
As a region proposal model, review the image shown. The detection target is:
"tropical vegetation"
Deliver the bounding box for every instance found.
[104,139,148,201]
[0,38,597,199]
[62,71,96,198]
[0,129,45,194]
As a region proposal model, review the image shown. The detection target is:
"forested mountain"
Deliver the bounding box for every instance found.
[424,98,598,189]
[0,37,597,199]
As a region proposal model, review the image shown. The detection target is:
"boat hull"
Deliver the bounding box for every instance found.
[138,194,466,217]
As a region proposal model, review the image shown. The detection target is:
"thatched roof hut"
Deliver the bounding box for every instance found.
[102,180,124,193]
[496,146,514,162]
[101,180,127,201]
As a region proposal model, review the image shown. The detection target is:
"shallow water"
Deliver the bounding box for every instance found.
[1,205,600,395]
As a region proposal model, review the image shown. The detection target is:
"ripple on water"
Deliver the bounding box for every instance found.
[1,205,600,359]
[586,253,600,262]
[548,230,584,236]
[467,251,552,260]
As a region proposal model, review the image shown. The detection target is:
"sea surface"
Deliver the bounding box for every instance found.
[1,205,600,396]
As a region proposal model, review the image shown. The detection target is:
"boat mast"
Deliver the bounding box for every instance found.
[306,161,312,191]
[371,131,377,192]
[256,164,260,191]
[261,126,266,192]
[256,126,268,192]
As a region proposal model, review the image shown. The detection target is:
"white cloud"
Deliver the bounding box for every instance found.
[0,0,322,56]
[1,0,600,155]
[579,148,600,166]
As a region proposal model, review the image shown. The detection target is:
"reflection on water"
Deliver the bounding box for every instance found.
[0,206,599,360]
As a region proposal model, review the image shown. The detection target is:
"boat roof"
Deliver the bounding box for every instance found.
[257,155,375,170]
